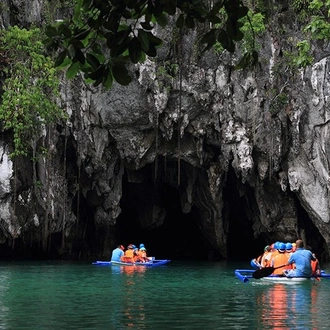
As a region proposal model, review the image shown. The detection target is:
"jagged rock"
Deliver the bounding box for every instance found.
[0,2,330,260]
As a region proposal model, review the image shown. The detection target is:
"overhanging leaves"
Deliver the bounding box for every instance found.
[45,0,254,88]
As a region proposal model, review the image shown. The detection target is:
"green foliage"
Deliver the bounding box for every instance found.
[304,0,330,40]
[44,0,254,89]
[284,40,314,68]
[0,26,66,158]
[239,11,266,52]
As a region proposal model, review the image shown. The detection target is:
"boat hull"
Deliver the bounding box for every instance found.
[235,269,329,283]
[92,259,170,267]
[260,276,310,284]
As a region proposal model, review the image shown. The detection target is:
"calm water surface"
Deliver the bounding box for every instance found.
[0,260,330,329]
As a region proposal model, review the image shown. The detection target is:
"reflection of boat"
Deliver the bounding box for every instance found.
[235,269,330,283]
[92,259,170,267]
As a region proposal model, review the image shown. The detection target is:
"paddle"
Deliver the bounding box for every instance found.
[252,264,287,279]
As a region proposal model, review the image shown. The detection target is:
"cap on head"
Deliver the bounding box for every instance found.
[278,242,286,252]
[285,243,292,251]
[139,244,145,248]
[128,244,134,249]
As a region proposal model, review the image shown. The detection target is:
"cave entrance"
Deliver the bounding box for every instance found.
[115,164,214,261]
[224,168,265,261]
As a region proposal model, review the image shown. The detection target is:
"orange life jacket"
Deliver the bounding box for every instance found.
[121,249,135,262]
[311,259,320,275]
[271,252,290,275]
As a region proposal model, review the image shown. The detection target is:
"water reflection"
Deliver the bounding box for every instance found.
[110,265,147,328]
[257,281,320,329]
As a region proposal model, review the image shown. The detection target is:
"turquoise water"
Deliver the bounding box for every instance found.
[0,261,330,329]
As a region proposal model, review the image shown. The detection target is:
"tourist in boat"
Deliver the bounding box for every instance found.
[251,245,269,268]
[285,242,293,255]
[121,244,135,263]
[137,247,149,262]
[270,242,291,275]
[306,245,321,277]
[111,245,125,262]
[260,245,273,268]
[283,239,316,278]
[311,254,321,277]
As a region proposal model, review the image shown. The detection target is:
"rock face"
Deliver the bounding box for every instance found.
[0,1,330,260]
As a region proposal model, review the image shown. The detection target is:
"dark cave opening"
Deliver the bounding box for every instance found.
[224,168,266,261]
[115,166,214,261]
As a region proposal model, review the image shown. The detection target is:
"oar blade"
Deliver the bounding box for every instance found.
[252,267,275,279]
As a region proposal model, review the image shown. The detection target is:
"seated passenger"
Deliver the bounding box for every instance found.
[121,244,135,263]
[306,245,321,277]
[271,242,291,275]
[137,247,149,262]
[111,245,125,262]
[260,245,272,268]
[284,239,316,278]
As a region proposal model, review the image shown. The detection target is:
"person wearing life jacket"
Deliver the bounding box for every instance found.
[133,247,140,261]
[284,239,316,277]
[260,245,273,268]
[271,242,291,275]
[121,244,135,262]
[311,254,321,277]
[111,245,125,262]
[306,245,321,277]
[285,242,293,255]
[138,247,149,262]
[134,244,148,262]
[251,245,270,269]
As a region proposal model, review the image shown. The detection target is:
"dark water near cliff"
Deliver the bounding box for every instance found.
[0,260,330,329]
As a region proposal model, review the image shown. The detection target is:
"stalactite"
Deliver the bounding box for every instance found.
[177,28,183,186]
[268,124,274,180]
[61,124,68,252]
[153,94,159,184]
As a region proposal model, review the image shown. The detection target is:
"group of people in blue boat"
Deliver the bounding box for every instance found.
[252,239,321,278]
[111,243,149,263]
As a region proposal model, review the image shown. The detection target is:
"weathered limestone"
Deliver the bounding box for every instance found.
[1,2,330,259]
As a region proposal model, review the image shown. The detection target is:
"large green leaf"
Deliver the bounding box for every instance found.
[226,18,244,41]
[103,68,114,90]
[129,38,142,63]
[66,61,80,79]
[86,53,101,70]
[45,26,58,38]
[54,50,67,67]
[217,29,235,52]
[138,29,150,52]
[88,65,105,80]
[112,62,132,85]
[58,24,72,38]
[155,13,168,28]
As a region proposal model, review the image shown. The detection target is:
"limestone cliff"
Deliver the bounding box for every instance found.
[0,0,329,261]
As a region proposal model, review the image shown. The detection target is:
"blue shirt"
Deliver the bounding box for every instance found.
[287,248,315,277]
[111,248,124,262]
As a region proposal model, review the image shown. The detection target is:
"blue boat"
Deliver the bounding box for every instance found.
[92,259,170,267]
[235,269,330,284]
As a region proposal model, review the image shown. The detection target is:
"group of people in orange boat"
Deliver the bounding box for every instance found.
[111,243,149,263]
[252,239,321,277]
